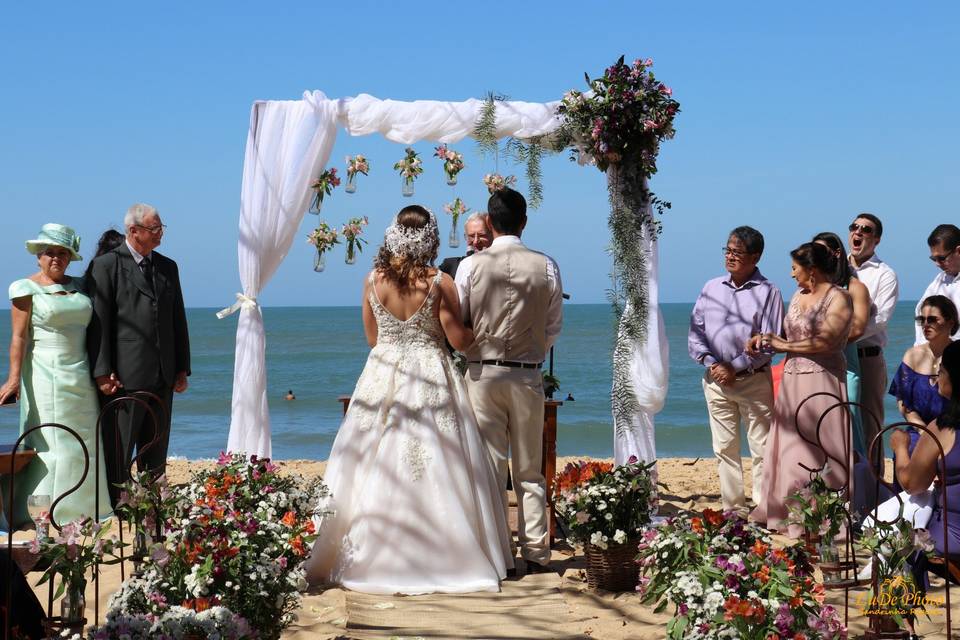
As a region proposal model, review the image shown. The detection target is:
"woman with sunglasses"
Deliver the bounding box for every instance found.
[891,295,958,455]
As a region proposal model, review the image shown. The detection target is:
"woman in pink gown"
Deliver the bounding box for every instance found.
[749,242,853,534]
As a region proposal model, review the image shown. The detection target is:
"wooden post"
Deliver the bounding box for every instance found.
[542,400,562,544]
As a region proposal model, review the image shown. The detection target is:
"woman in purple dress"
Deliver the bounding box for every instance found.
[748,242,853,535]
[893,339,960,572]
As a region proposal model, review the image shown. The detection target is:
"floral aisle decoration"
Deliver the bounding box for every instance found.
[341,216,369,265]
[76,453,330,640]
[345,154,369,193]
[556,55,679,438]
[554,457,658,591]
[308,167,340,213]
[34,518,122,626]
[857,518,936,634]
[443,197,469,248]
[482,173,516,194]
[307,221,339,272]
[434,144,465,185]
[394,147,423,197]
[637,510,846,639]
[786,473,851,569]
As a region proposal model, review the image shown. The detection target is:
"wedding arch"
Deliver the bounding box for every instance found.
[224,70,673,463]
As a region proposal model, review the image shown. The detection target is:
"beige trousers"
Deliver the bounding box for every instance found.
[702,370,773,512]
[466,363,550,565]
[858,351,888,465]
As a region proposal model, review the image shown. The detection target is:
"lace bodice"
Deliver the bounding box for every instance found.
[368,271,445,350]
[783,286,849,374]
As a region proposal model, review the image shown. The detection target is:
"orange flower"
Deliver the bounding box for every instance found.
[304,520,316,534]
[751,540,769,557]
[811,583,826,605]
[281,511,297,527]
[771,548,788,562]
[291,535,306,555]
[752,565,771,585]
[703,509,724,526]
[691,517,704,534]
[789,596,803,608]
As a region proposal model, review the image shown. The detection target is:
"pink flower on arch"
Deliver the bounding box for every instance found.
[643,120,659,131]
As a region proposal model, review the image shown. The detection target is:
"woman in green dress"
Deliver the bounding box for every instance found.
[0,224,111,527]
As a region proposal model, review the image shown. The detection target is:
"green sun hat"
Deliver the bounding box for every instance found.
[25,223,83,261]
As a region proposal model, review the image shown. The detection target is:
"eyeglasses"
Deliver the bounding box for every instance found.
[722,247,750,259]
[39,248,71,259]
[915,315,945,326]
[848,223,875,235]
[930,250,955,264]
[135,223,167,235]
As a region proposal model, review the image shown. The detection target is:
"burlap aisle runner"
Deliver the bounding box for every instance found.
[341,573,588,640]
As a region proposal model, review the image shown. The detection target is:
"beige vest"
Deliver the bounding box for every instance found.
[466,241,550,363]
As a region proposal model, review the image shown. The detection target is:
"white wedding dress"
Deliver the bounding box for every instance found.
[305,271,513,594]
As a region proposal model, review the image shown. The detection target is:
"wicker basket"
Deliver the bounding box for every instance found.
[584,539,639,591]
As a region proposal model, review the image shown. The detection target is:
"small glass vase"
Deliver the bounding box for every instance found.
[345,172,357,194]
[448,219,460,248]
[61,580,87,623]
[132,530,148,570]
[313,250,326,272]
[401,178,415,197]
[446,173,458,186]
[308,193,323,215]
[345,243,356,265]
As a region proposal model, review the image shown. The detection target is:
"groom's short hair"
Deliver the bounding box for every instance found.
[487,188,527,235]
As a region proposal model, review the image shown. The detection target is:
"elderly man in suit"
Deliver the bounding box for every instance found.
[87,203,190,504]
[439,212,493,279]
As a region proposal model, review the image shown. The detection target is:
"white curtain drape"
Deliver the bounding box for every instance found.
[227,91,339,457]
[227,91,669,461]
[614,222,669,465]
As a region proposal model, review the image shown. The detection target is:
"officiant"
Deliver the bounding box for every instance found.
[439,212,492,279]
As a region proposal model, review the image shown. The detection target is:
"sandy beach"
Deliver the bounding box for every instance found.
[18,455,956,639]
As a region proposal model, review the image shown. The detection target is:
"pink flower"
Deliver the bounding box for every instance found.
[627,455,638,464]
[643,58,653,67]
[660,86,673,96]
[643,120,659,131]
[217,451,232,465]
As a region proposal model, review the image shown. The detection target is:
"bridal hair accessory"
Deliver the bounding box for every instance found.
[384,210,439,259]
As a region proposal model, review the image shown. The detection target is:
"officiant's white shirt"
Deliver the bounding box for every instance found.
[454,235,563,353]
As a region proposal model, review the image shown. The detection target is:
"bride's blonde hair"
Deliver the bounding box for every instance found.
[373,205,439,286]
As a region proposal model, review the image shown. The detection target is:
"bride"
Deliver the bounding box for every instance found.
[305,205,513,594]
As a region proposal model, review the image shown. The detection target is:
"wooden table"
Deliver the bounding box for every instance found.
[337,396,563,544]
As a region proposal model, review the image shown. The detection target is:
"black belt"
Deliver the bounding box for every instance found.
[858,345,881,358]
[736,365,770,378]
[472,360,542,369]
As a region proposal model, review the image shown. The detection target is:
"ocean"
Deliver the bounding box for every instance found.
[0,302,920,461]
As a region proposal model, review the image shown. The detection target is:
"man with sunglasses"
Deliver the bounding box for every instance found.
[847,213,899,464]
[915,224,960,345]
[87,202,191,506]
[689,226,783,514]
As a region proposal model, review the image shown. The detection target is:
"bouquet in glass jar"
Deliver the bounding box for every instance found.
[34,517,121,599]
[393,147,423,196]
[341,216,369,264]
[307,222,339,272]
[443,197,469,248]
[345,154,369,193]
[434,144,465,185]
[483,173,516,194]
[309,167,340,213]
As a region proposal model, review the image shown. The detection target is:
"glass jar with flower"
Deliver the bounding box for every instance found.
[434,144,465,186]
[308,167,340,213]
[345,154,369,194]
[443,197,469,248]
[482,173,517,194]
[554,457,658,591]
[114,470,177,570]
[393,147,423,197]
[786,473,850,579]
[341,216,369,265]
[307,222,339,272]
[35,517,121,628]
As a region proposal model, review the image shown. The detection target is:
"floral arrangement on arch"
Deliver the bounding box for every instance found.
[394,147,423,185]
[309,167,340,212]
[557,55,679,174]
[345,154,369,193]
[554,457,657,549]
[786,473,851,544]
[443,197,469,223]
[482,173,516,194]
[341,216,369,263]
[637,510,846,640]
[307,221,340,254]
[78,452,330,640]
[434,144,465,185]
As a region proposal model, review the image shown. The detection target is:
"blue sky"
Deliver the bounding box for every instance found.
[1,1,957,308]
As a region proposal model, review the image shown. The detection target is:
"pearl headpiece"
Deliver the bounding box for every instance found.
[383,210,439,260]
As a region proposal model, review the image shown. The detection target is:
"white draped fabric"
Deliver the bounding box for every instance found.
[614,223,670,466]
[227,90,668,461]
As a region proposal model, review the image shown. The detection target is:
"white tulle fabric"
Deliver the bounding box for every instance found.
[305,272,512,594]
[228,91,667,465]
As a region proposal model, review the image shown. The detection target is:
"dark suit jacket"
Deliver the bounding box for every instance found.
[87,244,190,390]
[439,254,469,280]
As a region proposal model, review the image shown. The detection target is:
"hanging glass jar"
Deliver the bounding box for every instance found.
[448,221,460,248]
[446,173,458,187]
[401,177,415,197]
[345,243,357,265]
[345,172,358,194]
[314,250,327,272]
[60,580,86,624]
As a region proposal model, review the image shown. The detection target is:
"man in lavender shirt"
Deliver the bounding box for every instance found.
[688,226,784,514]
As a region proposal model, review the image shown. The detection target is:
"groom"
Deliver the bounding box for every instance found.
[455,188,563,572]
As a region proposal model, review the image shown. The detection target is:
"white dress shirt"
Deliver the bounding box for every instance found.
[454,235,563,350]
[914,270,960,345]
[850,253,899,348]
